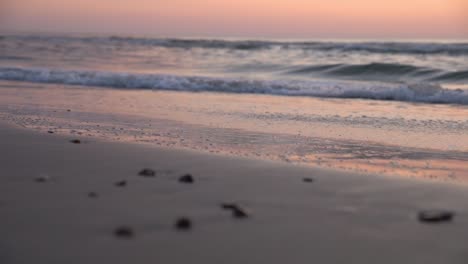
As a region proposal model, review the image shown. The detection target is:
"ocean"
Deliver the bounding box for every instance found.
[1,34,467,104]
[0,34,467,181]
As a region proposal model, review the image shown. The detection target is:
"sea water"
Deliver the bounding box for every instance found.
[0,34,467,181]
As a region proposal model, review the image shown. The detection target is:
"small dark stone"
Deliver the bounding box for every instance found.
[138,168,156,177]
[70,139,81,144]
[232,207,249,219]
[418,210,454,223]
[47,131,54,134]
[35,175,50,183]
[66,109,71,112]
[175,217,192,230]
[179,174,194,183]
[303,177,314,183]
[115,180,127,187]
[114,226,134,238]
[220,203,249,219]
[88,192,98,198]
[221,203,238,210]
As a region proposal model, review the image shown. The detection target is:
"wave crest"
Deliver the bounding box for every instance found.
[0,67,467,105]
[286,63,468,82]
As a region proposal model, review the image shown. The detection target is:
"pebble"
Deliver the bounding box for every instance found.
[179,174,194,183]
[138,168,156,177]
[35,175,50,183]
[70,139,81,144]
[175,218,192,230]
[221,203,238,210]
[418,210,454,223]
[115,180,127,187]
[221,203,250,219]
[47,131,54,134]
[232,207,249,218]
[303,177,314,183]
[88,192,99,198]
[114,226,134,238]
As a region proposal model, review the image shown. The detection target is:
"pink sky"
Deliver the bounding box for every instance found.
[1,0,467,38]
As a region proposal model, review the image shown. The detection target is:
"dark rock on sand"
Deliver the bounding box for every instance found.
[221,203,249,219]
[179,174,194,183]
[35,175,50,183]
[303,177,314,183]
[115,180,127,187]
[221,203,238,210]
[70,139,81,144]
[138,168,156,177]
[232,207,249,218]
[47,131,54,134]
[418,210,454,223]
[88,192,98,198]
[175,218,192,230]
[114,226,134,238]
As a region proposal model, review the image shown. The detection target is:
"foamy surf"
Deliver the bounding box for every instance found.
[1,35,467,105]
[1,67,467,105]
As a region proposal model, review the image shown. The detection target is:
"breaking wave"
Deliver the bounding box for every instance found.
[286,63,468,82]
[0,67,467,105]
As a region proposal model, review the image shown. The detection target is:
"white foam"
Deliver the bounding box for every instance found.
[0,67,467,105]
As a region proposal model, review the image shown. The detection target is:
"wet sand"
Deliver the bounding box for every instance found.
[1,81,467,182]
[1,122,468,264]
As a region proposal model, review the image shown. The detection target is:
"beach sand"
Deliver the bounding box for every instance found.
[1,81,467,182]
[1,122,468,264]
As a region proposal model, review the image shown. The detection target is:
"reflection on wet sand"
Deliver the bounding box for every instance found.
[0,81,467,183]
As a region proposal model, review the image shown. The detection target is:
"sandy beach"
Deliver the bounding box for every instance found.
[1,121,468,264]
[1,32,467,263]
[1,0,468,260]
[0,81,466,182]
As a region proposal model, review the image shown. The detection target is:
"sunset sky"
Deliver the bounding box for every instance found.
[1,0,467,39]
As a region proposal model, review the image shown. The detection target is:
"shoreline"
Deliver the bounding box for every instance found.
[0,81,466,182]
[1,121,468,263]
[3,118,467,187]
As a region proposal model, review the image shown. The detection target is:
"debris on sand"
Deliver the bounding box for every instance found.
[303,177,314,183]
[35,175,51,183]
[178,174,194,183]
[114,226,134,239]
[418,210,454,223]
[70,139,81,144]
[88,192,99,198]
[175,217,192,230]
[47,131,54,134]
[232,207,249,218]
[221,203,238,210]
[138,168,156,177]
[221,203,250,219]
[115,180,127,187]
